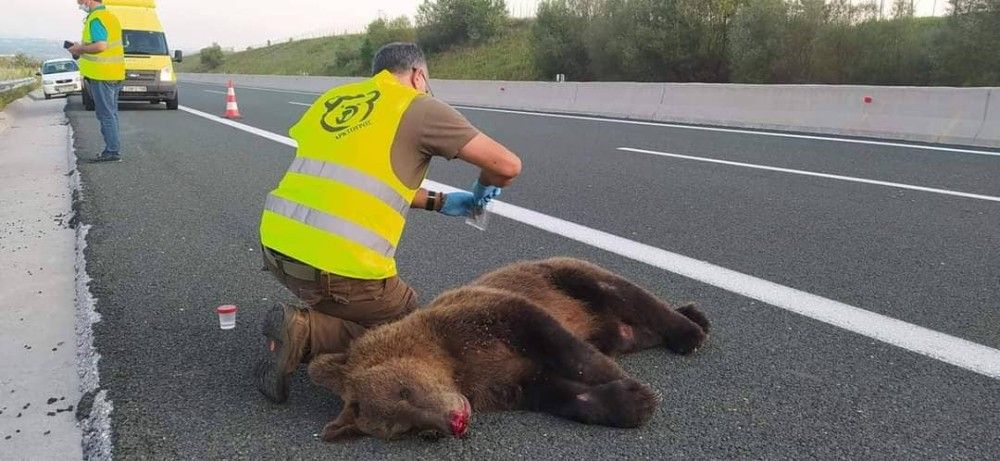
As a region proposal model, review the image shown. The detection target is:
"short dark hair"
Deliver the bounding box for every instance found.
[371,42,426,76]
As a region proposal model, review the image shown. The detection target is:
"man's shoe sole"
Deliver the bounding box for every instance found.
[255,303,295,403]
[86,156,122,163]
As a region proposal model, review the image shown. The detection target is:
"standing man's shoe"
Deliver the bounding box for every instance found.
[87,153,121,163]
[255,303,310,403]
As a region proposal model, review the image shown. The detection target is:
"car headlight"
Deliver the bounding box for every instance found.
[159,67,174,82]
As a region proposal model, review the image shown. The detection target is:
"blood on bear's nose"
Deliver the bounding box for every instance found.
[449,409,469,437]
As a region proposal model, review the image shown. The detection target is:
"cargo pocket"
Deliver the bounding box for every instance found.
[325,276,387,304]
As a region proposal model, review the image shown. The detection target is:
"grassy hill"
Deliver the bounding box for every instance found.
[176,23,539,81]
[176,34,364,76]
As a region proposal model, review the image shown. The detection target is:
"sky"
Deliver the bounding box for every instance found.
[4,0,944,53]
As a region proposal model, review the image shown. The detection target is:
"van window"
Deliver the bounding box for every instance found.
[42,61,79,74]
[123,30,169,56]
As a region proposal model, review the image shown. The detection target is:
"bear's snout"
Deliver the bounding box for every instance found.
[448,398,472,437]
[449,409,469,437]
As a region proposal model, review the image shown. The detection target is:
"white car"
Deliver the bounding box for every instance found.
[38,59,83,100]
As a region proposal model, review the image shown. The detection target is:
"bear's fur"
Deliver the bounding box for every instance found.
[307,257,710,441]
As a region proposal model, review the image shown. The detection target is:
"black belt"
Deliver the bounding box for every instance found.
[262,246,321,282]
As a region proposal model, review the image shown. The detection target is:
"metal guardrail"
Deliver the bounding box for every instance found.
[0,77,37,93]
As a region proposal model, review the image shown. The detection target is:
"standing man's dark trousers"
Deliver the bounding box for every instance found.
[86,78,123,158]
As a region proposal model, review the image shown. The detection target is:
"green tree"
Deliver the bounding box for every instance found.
[728,0,789,82]
[935,0,1000,85]
[531,0,594,80]
[359,16,417,73]
[199,43,225,70]
[585,0,730,82]
[416,0,509,52]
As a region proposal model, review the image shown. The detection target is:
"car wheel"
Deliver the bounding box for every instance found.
[45,93,51,100]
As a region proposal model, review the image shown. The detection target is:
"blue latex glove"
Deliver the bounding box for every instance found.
[471,180,502,207]
[439,191,476,217]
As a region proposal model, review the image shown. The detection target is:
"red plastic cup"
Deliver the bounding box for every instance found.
[216,305,238,330]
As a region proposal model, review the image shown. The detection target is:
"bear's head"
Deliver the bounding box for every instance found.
[308,353,472,442]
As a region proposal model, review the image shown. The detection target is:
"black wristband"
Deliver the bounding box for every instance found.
[425,191,437,211]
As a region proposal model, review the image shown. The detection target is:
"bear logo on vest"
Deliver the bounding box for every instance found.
[320,91,381,137]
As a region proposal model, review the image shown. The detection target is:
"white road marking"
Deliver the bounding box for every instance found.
[180,80,1000,157]
[455,106,1000,158]
[179,106,292,145]
[288,102,311,106]
[620,147,1000,203]
[203,89,227,95]
[176,103,1000,380]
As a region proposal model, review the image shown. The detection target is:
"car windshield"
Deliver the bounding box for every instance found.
[42,61,79,74]
[123,30,169,55]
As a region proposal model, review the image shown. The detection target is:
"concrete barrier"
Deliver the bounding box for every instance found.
[656,84,993,146]
[571,83,664,120]
[180,73,1000,149]
[976,89,1000,147]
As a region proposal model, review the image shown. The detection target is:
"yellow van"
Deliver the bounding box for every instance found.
[83,0,181,110]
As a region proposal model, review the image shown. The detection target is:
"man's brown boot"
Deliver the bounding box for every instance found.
[254,303,310,403]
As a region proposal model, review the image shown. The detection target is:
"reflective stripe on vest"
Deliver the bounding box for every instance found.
[265,194,396,258]
[259,71,423,279]
[80,9,125,81]
[287,156,410,218]
[80,54,125,64]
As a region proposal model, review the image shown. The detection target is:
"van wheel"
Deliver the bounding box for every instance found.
[166,94,179,110]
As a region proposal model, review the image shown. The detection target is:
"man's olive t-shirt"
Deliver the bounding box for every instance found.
[389,96,480,189]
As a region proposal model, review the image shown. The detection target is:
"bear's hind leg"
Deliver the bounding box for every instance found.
[525,375,659,428]
[544,259,708,355]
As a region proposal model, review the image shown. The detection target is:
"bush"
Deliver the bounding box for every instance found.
[416,0,509,52]
[359,16,417,73]
[329,45,364,76]
[728,0,790,83]
[935,0,1000,85]
[199,43,225,70]
[531,0,593,81]
[585,0,728,82]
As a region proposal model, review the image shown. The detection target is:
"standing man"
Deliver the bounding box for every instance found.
[255,42,522,403]
[68,0,125,162]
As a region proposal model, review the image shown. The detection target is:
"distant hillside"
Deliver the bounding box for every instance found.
[0,37,67,62]
[176,23,538,81]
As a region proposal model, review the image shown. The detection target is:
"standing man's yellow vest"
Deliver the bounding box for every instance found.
[80,8,125,81]
[260,71,423,280]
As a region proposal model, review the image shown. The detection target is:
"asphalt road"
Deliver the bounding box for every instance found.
[62,80,1000,459]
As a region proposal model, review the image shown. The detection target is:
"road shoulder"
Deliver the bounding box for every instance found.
[0,93,83,459]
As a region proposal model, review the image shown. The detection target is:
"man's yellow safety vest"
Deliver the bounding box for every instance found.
[260,71,423,280]
[80,8,125,81]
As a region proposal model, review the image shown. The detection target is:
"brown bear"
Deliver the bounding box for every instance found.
[307,257,710,442]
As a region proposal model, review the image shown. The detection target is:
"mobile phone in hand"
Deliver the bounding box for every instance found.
[64,40,74,49]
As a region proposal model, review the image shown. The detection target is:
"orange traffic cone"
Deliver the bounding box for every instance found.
[223,80,242,119]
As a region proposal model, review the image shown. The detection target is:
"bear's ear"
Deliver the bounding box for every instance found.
[308,353,349,394]
[321,402,364,443]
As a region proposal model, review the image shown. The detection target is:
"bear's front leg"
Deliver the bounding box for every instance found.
[525,376,659,428]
